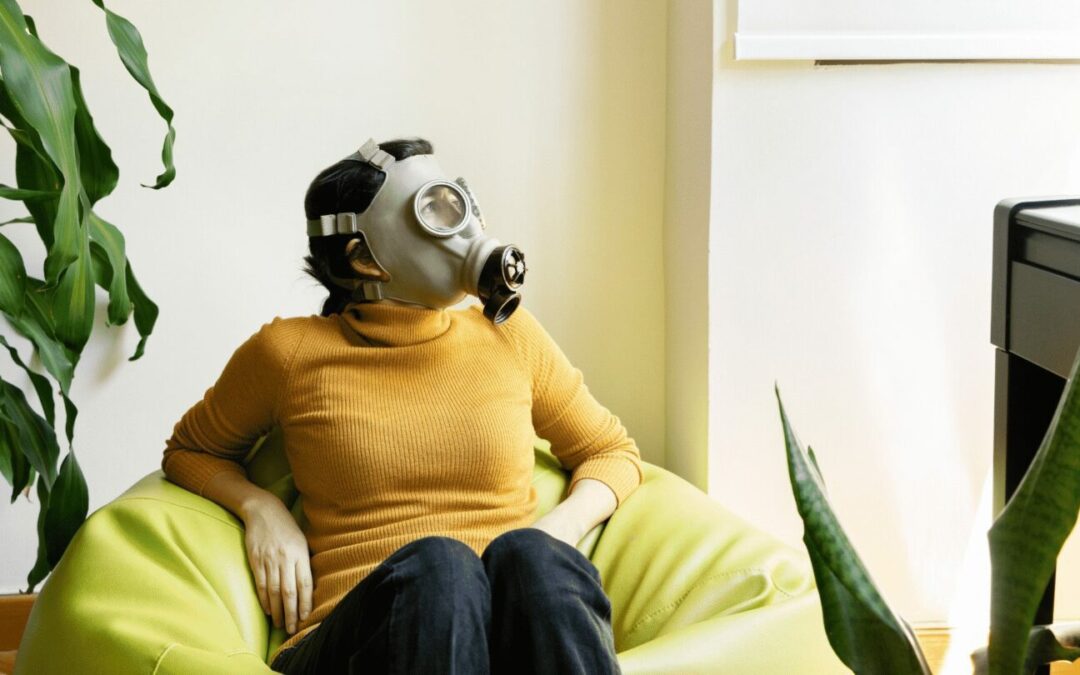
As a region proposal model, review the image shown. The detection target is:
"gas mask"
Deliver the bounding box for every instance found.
[306,139,528,325]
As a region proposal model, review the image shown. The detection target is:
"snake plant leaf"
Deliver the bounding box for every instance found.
[7,277,75,394]
[0,0,83,287]
[0,183,56,201]
[0,375,59,491]
[86,210,131,324]
[124,257,157,360]
[42,449,87,567]
[50,227,94,354]
[987,346,1080,675]
[90,0,176,189]
[776,385,931,675]
[0,231,26,316]
[974,623,1080,674]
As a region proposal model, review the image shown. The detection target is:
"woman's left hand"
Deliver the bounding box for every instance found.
[528,512,584,549]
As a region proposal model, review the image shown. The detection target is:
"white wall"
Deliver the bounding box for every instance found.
[0,0,667,593]
[709,0,1080,637]
[664,0,713,488]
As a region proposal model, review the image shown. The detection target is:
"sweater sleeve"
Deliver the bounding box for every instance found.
[501,306,643,507]
[160,316,301,498]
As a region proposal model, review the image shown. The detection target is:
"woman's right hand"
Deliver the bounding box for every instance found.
[241,496,313,635]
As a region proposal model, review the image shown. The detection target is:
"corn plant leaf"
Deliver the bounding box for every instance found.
[776,385,931,675]
[86,210,131,325]
[70,66,118,205]
[0,0,82,287]
[5,418,30,502]
[0,332,54,428]
[49,225,94,354]
[89,0,175,189]
[0,231,26,316]
[42,449,87,567]
[6,277,75,394]
[987,346,1080,675]
[25,473,49,592]
[0,183,55,201]
[0,375,58,491]
[125,257,157,360]
[0,85,61,250]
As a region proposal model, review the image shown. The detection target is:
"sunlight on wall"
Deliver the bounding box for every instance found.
[939,469,992,674]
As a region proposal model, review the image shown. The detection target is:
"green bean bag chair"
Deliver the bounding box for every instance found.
[15,430,847,674]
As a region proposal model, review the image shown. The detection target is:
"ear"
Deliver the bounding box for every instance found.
[345,235,392,282]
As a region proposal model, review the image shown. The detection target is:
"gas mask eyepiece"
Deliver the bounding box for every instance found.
[306,139,527,325]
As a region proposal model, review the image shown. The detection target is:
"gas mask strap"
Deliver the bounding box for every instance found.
[325,270,385,302]
[343,138,395,171]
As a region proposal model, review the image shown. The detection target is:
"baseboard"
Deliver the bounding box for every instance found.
[0,594,35,652]
[913,624,1080,675]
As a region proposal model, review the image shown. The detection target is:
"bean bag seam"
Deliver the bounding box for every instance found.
[625,567,782,639]
[152,642,179,675]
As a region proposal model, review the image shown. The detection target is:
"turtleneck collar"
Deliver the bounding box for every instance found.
[337,300,452,347]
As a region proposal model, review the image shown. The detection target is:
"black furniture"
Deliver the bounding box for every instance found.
[991,196,1080,643]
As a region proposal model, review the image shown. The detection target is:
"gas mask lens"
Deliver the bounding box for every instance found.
[414,181,469,236]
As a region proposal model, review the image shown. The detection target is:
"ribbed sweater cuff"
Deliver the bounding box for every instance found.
[162,450,247,498]
[567,455,643,507]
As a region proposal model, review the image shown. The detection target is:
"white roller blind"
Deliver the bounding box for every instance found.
[734,0,1080,60]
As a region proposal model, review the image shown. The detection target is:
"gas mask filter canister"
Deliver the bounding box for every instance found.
[307,139,527,325]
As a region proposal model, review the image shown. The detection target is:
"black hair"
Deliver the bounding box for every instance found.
[301,137,435,316]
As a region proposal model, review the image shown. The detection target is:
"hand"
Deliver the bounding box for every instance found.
[528,511,584,549]
[242,497,313,635]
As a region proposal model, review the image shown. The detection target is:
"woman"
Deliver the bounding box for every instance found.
[160,137,644,674]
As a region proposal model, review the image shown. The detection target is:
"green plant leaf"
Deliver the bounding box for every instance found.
[25,473,49,592]
[776,385,931,675]
[0,408,30,503]
[86,209,131,325]
[0,183,56,201]
[50,226,94,354]
[0,0,83,288]
[70,65,118,205]
[0,216,34,225]
[0,332,54,428]
[6,277,75,394]
[0,375,59,491]
[125,257,157,360]
[89,0,176,189]
[42,449,87,567]
[0,87,61,251]
[975,623,1080,674]
[0,231,26,316]
[987,346,1080,675]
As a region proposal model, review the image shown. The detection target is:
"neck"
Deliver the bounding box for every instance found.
[337,300,452,347]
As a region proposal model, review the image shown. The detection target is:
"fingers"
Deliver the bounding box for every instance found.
[282,560,298,634]
[253,555,270,616]
[297,558,313,623]
[267,559,283,630]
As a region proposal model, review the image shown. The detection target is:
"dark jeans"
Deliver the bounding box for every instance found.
[270,527,621,675]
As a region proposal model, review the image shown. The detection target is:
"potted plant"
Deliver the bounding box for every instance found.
[0,0,174,605]
[776,340,1080,674]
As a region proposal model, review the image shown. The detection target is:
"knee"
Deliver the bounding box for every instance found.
[399,535,486,584]
[483,528,571,569]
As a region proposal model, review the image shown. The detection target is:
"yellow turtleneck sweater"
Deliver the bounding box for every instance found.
[160,300,643,663]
